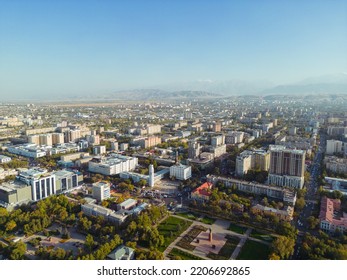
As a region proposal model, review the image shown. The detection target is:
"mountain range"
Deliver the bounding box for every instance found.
[45,73,347,101]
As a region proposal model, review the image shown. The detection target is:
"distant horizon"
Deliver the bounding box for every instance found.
[1,0,347,99]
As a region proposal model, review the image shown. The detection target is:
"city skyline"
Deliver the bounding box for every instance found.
[0,0,347,99]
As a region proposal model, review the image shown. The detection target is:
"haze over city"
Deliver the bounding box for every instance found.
[0,0,347,100]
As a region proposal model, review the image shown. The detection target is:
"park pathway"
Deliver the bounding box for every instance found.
[229,228,252,260]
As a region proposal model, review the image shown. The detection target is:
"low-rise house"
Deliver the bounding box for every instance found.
[251,204,294,221]
[191,182,213,202]
[107,245,135,260]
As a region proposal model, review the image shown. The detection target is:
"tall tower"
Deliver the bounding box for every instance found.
[148,164,154,188]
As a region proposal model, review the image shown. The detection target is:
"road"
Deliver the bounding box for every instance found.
[293,131,326,259]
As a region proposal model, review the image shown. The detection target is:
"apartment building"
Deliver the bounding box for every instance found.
[236,149,270,176]
[268,145,305,189]
[326,140,345,155]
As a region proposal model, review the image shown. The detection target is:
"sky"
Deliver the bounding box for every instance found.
[0,0,346,99]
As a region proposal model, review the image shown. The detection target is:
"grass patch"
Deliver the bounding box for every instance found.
[250,229,274,242]
[176,225,208,251]
[228,223,247,234]
[168,248,203,260]
[200,216,216,225]
[237,240,270,260]
[157,216,192,252]
[176,212,200,221]
[207,235,240,260]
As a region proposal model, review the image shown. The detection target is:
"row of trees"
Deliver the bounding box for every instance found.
[0,158,29,169]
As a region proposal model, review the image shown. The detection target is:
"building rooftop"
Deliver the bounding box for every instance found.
[269,145,305,154]
[192,182,213,197]
[319,196,347,227]
[19,167,48,178]
[118,198,137,208]
[107,245,134,260]
[0,181,28,192]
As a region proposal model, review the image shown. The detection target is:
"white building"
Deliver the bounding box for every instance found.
[92,182,111,201]
[326,140,344,155]
[17,168,56,201]
[170,164,192,180]
[93,145,106,155]
[7,144,47,158]
[88,154,138,176]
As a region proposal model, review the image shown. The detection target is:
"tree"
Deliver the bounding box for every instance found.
[269,252,281,260]
[5,220,17,232]
[306,216,319,230]
[295,197,305,211]
[332,190,343,200]
[85,234,95,253]
[8,241,27,260]
[271,236,295,260]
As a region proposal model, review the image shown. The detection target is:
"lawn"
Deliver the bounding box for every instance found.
[176,225,208,251]
[228,223,247,234]
[157,216,192,252]
[176,212,200,221]
[250,229,274,242]
[207,235,240,260]
[168,248,203,260]
[237,240,270,260]
[200,216,216,225]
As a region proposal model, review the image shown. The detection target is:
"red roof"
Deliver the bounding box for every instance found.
[319,196,347,227]
[192,182,213,197]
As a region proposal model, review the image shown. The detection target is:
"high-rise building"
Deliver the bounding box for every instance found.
[39,134,53,146]
[268,145,306,189]
[212,122,222,132]
[111,141,119,151]
[93,145,106,155]
[236,149,270,176]
[211,135,225,147]
[52,133,64,144]
[188,141,200,159]
[28,135,40,145]
[64,129,81,142]
[86,135,100,145]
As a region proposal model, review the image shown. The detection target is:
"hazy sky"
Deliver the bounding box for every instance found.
[0,0,346,98]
